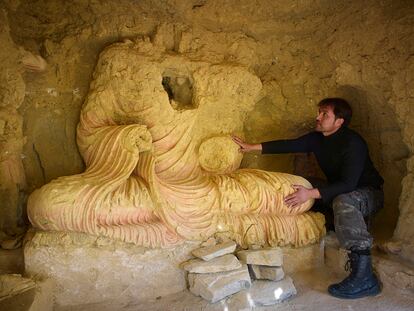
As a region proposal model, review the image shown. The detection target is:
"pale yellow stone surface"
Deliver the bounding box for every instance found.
[27,40,325,249]
[192,241,237,261]
[182,254,241,273]
[0,10,27,235]
[199,136,243,174]
[3,1,412,261]
[24,230,199,306]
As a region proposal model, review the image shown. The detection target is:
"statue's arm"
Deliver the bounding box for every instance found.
[77,124,152,178]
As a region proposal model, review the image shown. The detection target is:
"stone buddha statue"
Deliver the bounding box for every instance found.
[28,38,325,248]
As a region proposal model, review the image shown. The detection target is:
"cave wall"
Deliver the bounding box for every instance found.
[0,9,27,235]
[0,0,413,260]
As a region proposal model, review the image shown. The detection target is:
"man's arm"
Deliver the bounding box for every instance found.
[284,185,321,208]
[232,132,316,154]
[232,136,262,152]
[232,133,320,208]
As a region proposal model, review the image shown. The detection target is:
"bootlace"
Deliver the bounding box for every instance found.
[344,252,359,273]
[344,259,351,272]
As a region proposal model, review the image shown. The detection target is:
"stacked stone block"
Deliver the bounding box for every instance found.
[183,241,297,306]
[236,248,297,306]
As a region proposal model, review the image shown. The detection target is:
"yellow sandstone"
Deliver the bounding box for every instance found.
[28,39,325,248]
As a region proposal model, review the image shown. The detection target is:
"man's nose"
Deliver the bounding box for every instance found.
[316,114,322,121]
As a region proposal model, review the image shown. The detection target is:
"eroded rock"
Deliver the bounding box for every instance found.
[237,248,283,266]
[232,277,297,306]
[188,265,251,303]
[192,240,237,261]
[250,265,285,281]
[183,254,241,273]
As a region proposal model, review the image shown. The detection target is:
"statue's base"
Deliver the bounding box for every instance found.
[24,230,324,307]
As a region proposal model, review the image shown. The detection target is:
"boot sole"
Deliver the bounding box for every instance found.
[328,283,381,299]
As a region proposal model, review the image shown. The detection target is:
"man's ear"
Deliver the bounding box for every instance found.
[335,118,344,127]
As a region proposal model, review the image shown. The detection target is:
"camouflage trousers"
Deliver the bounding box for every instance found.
[332,187,383,251]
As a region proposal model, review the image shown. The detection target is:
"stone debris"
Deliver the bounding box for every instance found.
[188,265,251,303]
[237,248,283,266]
[0,274,36,301]
[192,241,237,261]
[183,243,297,306]
[183,254,241,273]
[231,277,297,307]
[200,237,216,248]
[250,265,285,281]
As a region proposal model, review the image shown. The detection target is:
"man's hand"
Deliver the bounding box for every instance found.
[284,185,321,208]
[232,135,262,152]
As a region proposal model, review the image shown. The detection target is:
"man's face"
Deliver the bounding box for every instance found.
[315,105,344,136]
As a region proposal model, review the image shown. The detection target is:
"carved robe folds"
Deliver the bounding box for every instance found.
[28,39,325,248]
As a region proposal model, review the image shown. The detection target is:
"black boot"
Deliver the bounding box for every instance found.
[328,249,381,299]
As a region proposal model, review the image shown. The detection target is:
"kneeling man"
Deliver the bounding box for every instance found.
[233,98,383,299]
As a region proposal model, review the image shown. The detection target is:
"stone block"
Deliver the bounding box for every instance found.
[188,265,251,303]
[192,240,237,261]
[0,274,36,311]
[231,277,296,307]
[183,254,241,273]
[0,274,36,300]
[24,230,199,307]
[237,248,283,266]
[29,278,55,311]
[250,265,284,281]
[0,275,54,311]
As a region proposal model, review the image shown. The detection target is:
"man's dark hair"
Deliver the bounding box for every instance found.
[318,98,352,127]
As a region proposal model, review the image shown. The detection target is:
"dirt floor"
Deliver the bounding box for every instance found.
[56,267,414,311]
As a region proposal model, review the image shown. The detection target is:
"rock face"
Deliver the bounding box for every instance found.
[0,10,27,235]
[188,265,251,303]
[24,230,199,306]
[26,231,329,307]
[1,0,413,263]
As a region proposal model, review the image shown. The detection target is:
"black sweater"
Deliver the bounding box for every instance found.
[261,127,384,203]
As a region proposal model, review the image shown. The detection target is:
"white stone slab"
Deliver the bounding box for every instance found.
[192,241,237,261]
[237,248,283,266]
[24,230,200,307]
[188,264,251,303]
[183,254,241,273]
[232,277,296,307]
[250,265,285,281]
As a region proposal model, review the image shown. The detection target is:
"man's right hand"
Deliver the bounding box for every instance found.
[231,135,262,152]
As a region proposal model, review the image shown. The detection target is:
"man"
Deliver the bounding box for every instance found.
[232,98,383,299]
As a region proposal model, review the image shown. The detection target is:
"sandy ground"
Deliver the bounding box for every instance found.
[57,267,414,311]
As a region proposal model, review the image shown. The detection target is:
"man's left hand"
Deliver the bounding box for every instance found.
[284,185,313,208]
